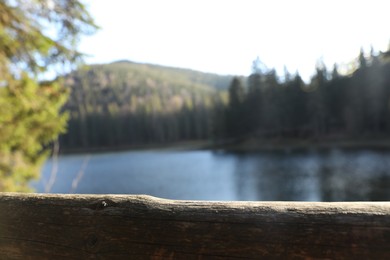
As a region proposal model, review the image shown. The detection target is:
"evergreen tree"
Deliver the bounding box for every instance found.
[246,68,264,134]
[228,77,245,108]
[227,77,246,138]
[359,48,367,69]
[0,0,97,191]
[331,64,340,80]
[283,73,308,136]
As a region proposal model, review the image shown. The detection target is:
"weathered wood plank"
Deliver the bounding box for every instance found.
[0,193,389,259]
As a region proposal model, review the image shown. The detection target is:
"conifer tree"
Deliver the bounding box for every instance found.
[0,0,97,191]
[227,77,245,138]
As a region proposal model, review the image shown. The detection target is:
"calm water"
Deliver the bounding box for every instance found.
[32,149,390,201]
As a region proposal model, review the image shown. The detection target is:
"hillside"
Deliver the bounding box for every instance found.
[110,60,233,90]
[59,50,390,152]
[60,61,233,149]
[64,60,232,113]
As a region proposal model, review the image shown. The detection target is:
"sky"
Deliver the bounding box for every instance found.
[79,0,390,81]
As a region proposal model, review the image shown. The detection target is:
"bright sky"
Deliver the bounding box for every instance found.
[79,0,390,81]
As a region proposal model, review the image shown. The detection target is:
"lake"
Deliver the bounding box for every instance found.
[32,148,390,201]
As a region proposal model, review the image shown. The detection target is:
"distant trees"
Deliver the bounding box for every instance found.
[220,49,390,141]
[59,48,390,151]
[60,63,227,149]
[226,77,245,138]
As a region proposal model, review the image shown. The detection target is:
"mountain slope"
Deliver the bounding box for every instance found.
[64,60,232,113]
[60,61,232,148]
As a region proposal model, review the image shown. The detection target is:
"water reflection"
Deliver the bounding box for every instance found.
[231,151,321,201]
[34,149,390,201]
[229,149,390,201]
[318,149,390,201]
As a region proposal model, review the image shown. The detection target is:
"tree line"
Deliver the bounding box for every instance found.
[60,48,390,150]
[60,62,228,149]
[224,49,390,141]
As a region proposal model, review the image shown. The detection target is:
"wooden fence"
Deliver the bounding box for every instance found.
[0,193,389,259]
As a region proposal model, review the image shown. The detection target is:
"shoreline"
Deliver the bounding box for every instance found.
[216,137,390,153]
[58,140,214,155]
[57,137,390,155]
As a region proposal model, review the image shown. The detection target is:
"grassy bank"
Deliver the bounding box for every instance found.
[59,140,214,155]
[58,136,390,155]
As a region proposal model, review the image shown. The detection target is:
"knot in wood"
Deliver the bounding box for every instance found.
[89,199,117,210]
[85,234,99,251]
[91,200,109,210]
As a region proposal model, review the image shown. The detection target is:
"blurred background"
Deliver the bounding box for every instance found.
[2,0,390,201]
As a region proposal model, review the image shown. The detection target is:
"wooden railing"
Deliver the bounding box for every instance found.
[0,193,389,259]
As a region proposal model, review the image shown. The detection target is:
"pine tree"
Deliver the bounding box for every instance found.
[226,77,246,138]
[0,0,97,191]
[359,48,367,69]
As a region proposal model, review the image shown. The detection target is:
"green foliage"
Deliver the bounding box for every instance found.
[60,61,231,148]
[61,50,390,150]
[0,0,96,76]
[0,0,96,191]
[0,77,68,191]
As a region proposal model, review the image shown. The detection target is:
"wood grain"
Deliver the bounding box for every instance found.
[0,193,389,259]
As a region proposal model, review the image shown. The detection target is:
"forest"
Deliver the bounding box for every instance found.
[60,48,390,151]
[1,0,390,196]
[60,60,232,148]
